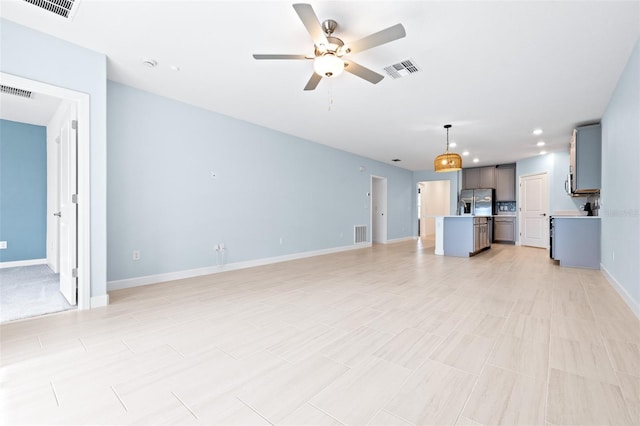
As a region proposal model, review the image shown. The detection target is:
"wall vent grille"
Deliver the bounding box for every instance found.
[384,59,420,79]
[23,0,79,19]
[354,225,367,244]
[1,85,32,98]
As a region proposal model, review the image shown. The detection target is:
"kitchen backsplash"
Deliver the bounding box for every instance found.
[496,201,517,213]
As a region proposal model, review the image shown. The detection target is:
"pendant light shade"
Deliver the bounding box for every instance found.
[434,124,462,172]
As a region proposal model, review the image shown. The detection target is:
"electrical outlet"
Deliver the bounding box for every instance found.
[0,241,6,249]
[279,237,283,245]
[132,250,141,261]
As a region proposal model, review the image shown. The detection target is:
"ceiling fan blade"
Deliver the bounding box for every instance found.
[293,3,329,47]
[347,23,406,54]
[253,54,309,60]
[304,72,322,91]
[343,60,384,84]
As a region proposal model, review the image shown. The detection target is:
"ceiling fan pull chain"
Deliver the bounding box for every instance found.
[328,89,333,112]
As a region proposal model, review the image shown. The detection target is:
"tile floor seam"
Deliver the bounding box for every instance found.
[49,381,60,407]
[543,294,555,425]
[306,400,348,425]
[235,395,276,425]
[484,361,544,381]
[453,307,509,426]
[170,390,199,420]
[582,282,637,424]
[110,385,128,412]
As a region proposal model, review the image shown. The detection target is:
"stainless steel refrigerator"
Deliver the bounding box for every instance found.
[460,189,494,216]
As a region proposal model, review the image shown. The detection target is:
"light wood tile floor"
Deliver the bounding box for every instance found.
[1,241,638,425]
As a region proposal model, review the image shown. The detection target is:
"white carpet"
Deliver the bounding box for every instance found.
[0,264,75,323]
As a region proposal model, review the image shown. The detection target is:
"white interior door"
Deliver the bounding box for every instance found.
[46,128,60,273]
[519,173,549,248]
[59,105,77,305]
[371,176,387,243]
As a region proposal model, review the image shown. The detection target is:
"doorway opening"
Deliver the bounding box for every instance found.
[417,180,450,247]
[0,72,91,322]
[370,176,387,244]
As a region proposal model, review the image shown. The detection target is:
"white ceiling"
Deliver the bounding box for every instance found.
[1,0,638,170]
[0,89,62,126]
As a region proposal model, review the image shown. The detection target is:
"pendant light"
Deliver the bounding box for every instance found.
[434,124,462,172]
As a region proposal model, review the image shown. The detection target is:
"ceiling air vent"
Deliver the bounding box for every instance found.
[384,59,420,79]
[23,0,80,19]
[1,84,32,99]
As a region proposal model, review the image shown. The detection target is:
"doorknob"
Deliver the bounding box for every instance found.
[539,213,546,216]
[53,212,61,217]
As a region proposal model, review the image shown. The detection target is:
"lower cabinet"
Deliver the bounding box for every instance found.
[551,217,600,269]
[494,217,516,244]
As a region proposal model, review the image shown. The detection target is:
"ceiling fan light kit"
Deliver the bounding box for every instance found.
[314,53,344,77]
[434,124,463,172]
[253,3,406,91]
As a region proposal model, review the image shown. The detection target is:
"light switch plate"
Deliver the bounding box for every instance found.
[0,241,7,249]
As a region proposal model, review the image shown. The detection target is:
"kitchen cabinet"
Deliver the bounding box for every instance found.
[550,216,600,269]
[443,216,490,257]
[495,164,516,201]
[569,123,601,194]
[494,216,516,244]
[462,166,495,189]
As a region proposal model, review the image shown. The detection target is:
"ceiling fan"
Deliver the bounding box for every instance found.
[253,3,406,91]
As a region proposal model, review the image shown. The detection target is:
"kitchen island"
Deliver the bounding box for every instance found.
[435,216,492,257]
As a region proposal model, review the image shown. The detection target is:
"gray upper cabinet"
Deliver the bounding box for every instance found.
[462,166,495,189]
[479,167,495,188]
[463,168,480,189]
[495,164,516,201]
[570,123,601,194]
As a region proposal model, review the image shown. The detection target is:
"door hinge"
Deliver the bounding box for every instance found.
[72,268,78,278]
[72,120,78,130]
[72,194,78,204]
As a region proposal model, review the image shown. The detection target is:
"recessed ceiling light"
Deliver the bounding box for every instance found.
[449,142,457,148]
[537,141,546,147]
[462,151,469,156]
[170,65,180,72]
[143,59,157,68]
[473,158,479,163]
[539,150,547,155]
[533,128,543,135]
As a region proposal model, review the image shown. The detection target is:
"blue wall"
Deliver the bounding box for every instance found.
[0,120,47,262]
[601,38,640,310]
[1,19,107,297]
[107,82,413,282]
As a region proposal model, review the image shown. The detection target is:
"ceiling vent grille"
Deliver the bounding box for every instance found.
[384,59,420,79]
[23,0,79,19]
[1,84,32,99]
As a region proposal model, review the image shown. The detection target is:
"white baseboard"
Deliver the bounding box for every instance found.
[90,294,109,308]
[108,243,372,292]
[0,258,47,269]
[601,264,640,320]
[381,237,417,244]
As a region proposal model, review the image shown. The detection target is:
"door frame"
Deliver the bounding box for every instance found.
[1,72,91,310]
[518,171,549,248]
[370,175,388,243]
[417,180,451,240]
